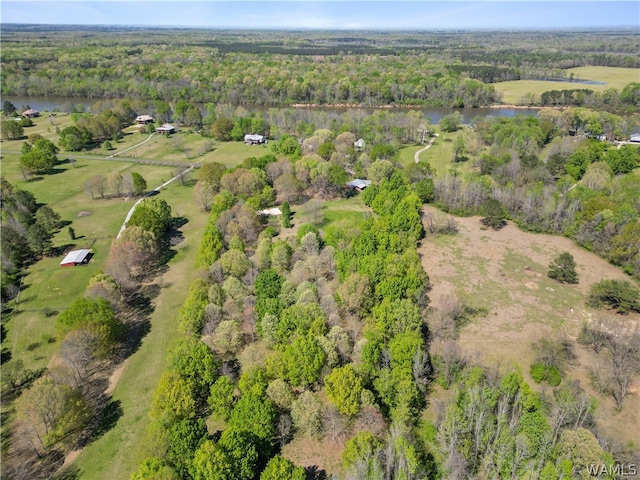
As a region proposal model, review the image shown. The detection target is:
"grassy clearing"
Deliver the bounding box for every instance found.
[1,155,174,374]
[494,66,640,104]
[419,205,639,447]
[0,149,185,476]
[201,141,270,168]
[0,112,75,150]
[72,181,208,480]
[104,130,215,163]
[398,145,420,167]
[321,195,369,226]
[415,131,474,177]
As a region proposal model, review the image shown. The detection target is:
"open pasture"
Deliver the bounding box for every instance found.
[493,66,640,104]
[419,205,640,446]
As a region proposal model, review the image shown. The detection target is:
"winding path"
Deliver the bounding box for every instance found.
[116,164,198,238]
[106,132,156,158]
[414,133,439,163]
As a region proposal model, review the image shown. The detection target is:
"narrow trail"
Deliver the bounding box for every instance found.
[414,133,439,163]
[106,132,156,158]
[117,163,198,238]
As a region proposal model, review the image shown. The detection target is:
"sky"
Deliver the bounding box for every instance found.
[1,1,639,29]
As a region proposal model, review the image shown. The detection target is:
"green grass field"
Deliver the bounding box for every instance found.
[413,132,475,177]
[104,128,215,163]
[321,195,369,226]
[72,182,208,480]
[201,141,271,168]
[1,143,198,479]
[2,154,173,373]
[494,66,640,105]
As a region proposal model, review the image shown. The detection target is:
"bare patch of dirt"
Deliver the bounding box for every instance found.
[76,211,91,217]
[282,436,345,477]
[105,360,127,396]
[60,449,81,470]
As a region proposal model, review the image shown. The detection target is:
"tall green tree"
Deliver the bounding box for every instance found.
[56,298,124,358]
[16,375,91,450]
[324,364,364,416]
[260,455,305,480]
[548,252,579,284]
[1,119,23,140]
[128,198,172,237]
[130,171,147,195]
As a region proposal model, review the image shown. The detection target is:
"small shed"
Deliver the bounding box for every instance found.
[22,108,40,118]
[156,123,176,135]
[60,249,92,267]
[245,134,267,145]
[135,114,155,124]
[354,138,365,151]
[346,179,372,191]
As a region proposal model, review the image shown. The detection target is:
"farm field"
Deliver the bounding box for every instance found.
[418,205,640,448]
[493,66,640,104]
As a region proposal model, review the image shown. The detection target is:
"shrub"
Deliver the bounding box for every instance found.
[548,252,578,284]
[586,279,640,314]
[530,362,562,386]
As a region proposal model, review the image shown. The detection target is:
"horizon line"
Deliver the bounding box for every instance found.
[3,22,640,31]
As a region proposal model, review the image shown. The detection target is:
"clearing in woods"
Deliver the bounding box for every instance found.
[418,205,640,446]
[493,66,640,104]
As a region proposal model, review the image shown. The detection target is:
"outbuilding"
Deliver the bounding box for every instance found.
[156,123,176,135]
[60,249,92,267]
[22,108,40,118]
[135,114,155,124]
[245,134,267,145]
[346,179,372,191]
[258,207,282,216]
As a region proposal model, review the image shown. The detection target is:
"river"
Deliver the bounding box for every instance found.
[2,95,541,124]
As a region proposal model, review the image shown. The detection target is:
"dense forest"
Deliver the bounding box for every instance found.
[2,26,639,111]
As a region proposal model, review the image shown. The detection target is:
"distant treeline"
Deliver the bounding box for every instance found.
[448,65,521,83]
[2,27,639,108]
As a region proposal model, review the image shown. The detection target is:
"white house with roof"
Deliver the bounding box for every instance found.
[135,114,155,124]
[245,134,267,145]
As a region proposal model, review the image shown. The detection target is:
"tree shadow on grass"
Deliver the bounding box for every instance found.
[305,466,327,480]
[88,398,123,443]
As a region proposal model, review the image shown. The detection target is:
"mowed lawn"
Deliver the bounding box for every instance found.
[101,128,216,163]
[494,66,640,104]
[1,149,187,478]
[72,182,209,480]
[201,141,271,168]
[1,153,177,373]
[413,131,475,177]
